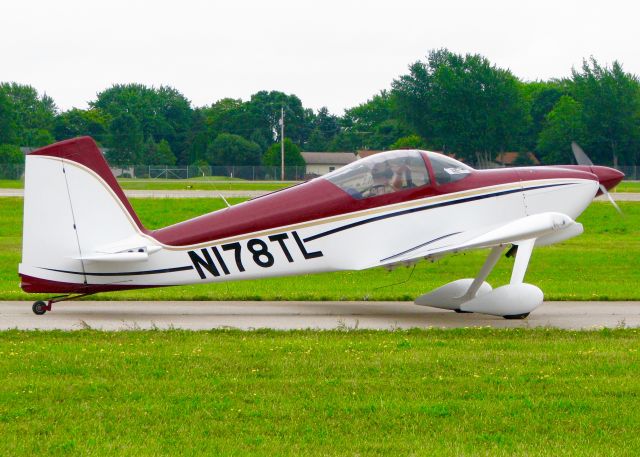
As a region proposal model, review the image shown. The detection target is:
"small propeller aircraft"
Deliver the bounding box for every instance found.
[20,137,623,318]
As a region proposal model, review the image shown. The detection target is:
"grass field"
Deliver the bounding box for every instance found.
[117,178,295,191]
[615,181,640,192]
[0,178,294,191]
[1,198,639,301]
[1,328,639,456]
[1,177,637,192]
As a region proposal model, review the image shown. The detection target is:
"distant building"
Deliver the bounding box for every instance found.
[301,152,357,176]
[356,150,383,160]
[495,152,540,166]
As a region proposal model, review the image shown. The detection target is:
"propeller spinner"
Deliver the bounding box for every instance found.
[571,142,624,214]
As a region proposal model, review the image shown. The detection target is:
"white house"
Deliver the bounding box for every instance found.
[301,152,357,176]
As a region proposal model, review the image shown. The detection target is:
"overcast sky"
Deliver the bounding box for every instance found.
[1,0,638,114]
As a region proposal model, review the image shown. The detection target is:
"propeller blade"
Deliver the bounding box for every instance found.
[570,142,622,215]
[571,142,593,166]
[599,184,623,215]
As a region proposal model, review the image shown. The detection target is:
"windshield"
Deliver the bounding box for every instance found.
[426,152,472,185]
[324,150,430,199]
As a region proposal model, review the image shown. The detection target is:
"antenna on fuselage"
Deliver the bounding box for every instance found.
[218,193,231,208]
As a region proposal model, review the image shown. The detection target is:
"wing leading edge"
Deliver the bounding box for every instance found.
[378,212,583,268]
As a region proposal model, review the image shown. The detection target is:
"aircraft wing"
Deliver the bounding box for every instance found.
[71,234,162,263]
[378,212,583,268]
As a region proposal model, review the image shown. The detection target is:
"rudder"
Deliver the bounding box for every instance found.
[19,137,148,293]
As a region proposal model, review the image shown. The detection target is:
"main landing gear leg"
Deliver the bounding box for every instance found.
[31,293,93,315]
[454,246,505,313]
[502,239,537,320]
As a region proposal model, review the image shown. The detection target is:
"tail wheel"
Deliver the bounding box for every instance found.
[32,301,48,315]
[503,313,530,320]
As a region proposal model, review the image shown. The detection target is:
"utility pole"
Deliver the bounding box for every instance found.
[280,106,285,181]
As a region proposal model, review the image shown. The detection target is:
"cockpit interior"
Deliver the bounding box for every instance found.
[324,150,471,199]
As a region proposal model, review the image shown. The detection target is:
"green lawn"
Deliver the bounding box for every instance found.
[1,198,639,301]
[0,178,295,191]
[615,181,640,192]
[0,179,22,188]
[117,178,296,191]
[2,178,638,192]
[1,328,639,456]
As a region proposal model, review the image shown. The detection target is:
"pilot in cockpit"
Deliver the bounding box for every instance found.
[391,158,414,191]
[369,161,393,196]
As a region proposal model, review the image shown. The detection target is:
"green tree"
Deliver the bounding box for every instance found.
[184,109,209,165]
[390,134,427,150]
[536,96,586,164]
[328,130,361,152]
[198,92,312,154]
[392,49,528,164]
[106,113,144,165]
[156,139,177,165]
[54,108,109,142]
[0,144,23,163]
[519,81,565,150]
[0,83,57,145]
[206,133,261,166]
[0,92,17,145]
[199,98,250,151]
[304,107,340,151]
[246,91,308,146]
[334,91,411,151]
[92,84,192,163]
[570,58,640,166]
[28,129,55,148]
[142,136,158,164]
[0,144,23,178]
[262,138,304,167]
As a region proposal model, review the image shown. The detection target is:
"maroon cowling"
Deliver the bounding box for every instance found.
[555,165,625,194]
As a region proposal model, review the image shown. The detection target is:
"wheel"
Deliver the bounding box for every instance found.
[503,313,530,320]
[454,309,473,314]
[32,301,47,315]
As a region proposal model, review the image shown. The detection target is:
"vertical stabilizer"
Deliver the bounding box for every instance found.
[19,137,147,293]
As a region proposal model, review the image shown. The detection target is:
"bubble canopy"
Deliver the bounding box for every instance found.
[323,150,472,199]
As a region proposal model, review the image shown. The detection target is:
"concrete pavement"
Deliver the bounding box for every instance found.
[1,300,639,331]
[0,188,268,199]
[2,188,640,200]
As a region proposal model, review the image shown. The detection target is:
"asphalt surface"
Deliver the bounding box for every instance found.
[595,192,640,201]
[0,188,267,198]
[1,301,639,331]
[1,188,639,200]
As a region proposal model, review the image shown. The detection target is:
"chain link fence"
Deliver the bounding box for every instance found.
[0,164,25,180]
[117,165,308,181]
[1,163,639,181]
[0,164,309,181]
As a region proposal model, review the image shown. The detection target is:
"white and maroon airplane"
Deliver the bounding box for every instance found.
[20,137,623,318]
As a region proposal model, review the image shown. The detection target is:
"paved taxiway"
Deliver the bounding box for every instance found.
[2,301,639,331]
[2,188,640,200]
[0,188,266,199]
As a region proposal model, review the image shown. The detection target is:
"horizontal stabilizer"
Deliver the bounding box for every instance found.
[74,251,150,263]
[72,235,161,263]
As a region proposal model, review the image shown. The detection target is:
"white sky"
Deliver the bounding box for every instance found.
[1,0,638,115]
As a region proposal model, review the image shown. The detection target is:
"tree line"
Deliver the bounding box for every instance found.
[1,49,639,168]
